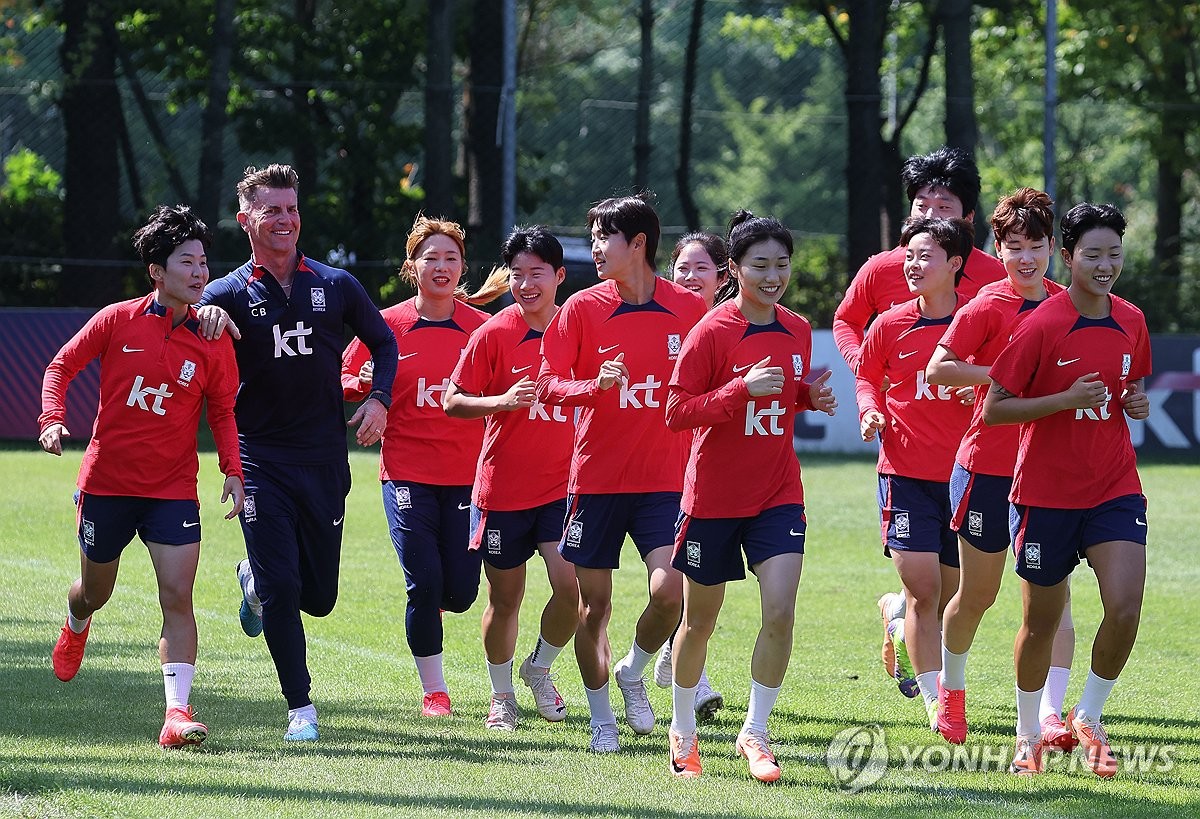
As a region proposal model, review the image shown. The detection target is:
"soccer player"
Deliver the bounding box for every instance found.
[832,147,1005,693]
[651,232,729,721]
[40,204,244,748]
[925,188,1076,746]
[443,226,576,731]
[664,211,836,781]
[536,195,707,753]
[342,215,489,718]
[983,203,1150,778]
[855,217,976,731]
[198,164,398,742]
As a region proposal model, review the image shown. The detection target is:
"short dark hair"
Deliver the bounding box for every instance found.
[900,216,975,286]
[669,232,729,274]
[131,204,212,269]
[902,146,981,216]
[1060,203,1126,255]
[586,195,660,268]
[237,164,299,209]
[502,225,564,269]
[991,187,1055,243]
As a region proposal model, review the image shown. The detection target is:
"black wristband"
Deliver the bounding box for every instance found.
[367,388,392,409]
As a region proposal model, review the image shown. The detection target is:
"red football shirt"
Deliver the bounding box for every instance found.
[940,277,1066,476]
[667,301,815,517]
[855,296,973,481]
[39,294,242,500]
[536,277,706,494]
[451,304,573,511]
[833,245,1006,372]
[988,291,1150,508]
[342,298,488,485]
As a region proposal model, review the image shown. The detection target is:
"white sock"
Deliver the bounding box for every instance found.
[940,645,968,690]
[487,658,515,695]
[585,682,616,727]
[916,670,940,706]
[616,640,656,681]
[288,703,317,727]
[1075,669,1117,722]
[742,679,781,735]
[528,634,565,670]
[1016,685,1044,739]
[67,607,90,634]
[413,653,447,695]
[671,683,699,735]
[1039,666,1071,722]
[162,662,195,710]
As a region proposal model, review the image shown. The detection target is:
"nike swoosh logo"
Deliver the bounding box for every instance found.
[457,503,471,510]
[248,299,267,308]
[789,530,804,537]
[511,365,533,374]
[164,672,177,677]
[598,344,619,354]
[1057,357,1081,366]
[732,363,753,373]
[333,516,344,526]
[897,350,920,360]
[182,521,200,528]
[122,345,143,353]
[398,352,419,361]
[1136,518,1147,526]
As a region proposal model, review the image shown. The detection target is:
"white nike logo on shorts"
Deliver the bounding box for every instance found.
[333,515,345,526]
[1136,518,1147,526]
[789,529,804,537]
[1057,357,1081,366]
[182,521,200,528]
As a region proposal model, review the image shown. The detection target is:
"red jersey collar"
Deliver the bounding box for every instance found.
[248,252,313,282]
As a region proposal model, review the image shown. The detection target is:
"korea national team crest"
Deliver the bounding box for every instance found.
[486,529,502,555]
[1121,353,1131,378]
[311,288,326,312]
[177,359,196,387]
[667,333,681,358]
[792,354,804,378]
[968,510,983,538]
[894,511,910,539]
[686,540,701,568]
[395,485,413,510]
[243,495,257,522]
[1024,542,1041,570]
[566,519,583,548]
[81,518,95,548]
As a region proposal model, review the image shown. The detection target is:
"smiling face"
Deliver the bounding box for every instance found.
[732,238,791,319]
[153,239,209,312]
[1063,226,1123,300]
[997,230,1054,298]
[903,232,960,298]
[671,242,722,308]
[411,232,464,299]
[509,250,564,321]
[239,186,300,259]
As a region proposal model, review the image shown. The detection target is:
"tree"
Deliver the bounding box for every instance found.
[675,0,705,231]
[197,0,235,229]
[423,0,456,217]
[465,0,504,268]
[634,0,654,191]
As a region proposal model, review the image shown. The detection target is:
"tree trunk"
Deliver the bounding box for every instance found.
[938,0,983,244]
[424,0,456,217]
[198,0,236,230]
[675,0,704,231]
[634,0,654,192]
[292,0,318,201]
[466,0,504,270]
[843,0,889,272]
[59,0,123,307]
[1150,44,1187,330]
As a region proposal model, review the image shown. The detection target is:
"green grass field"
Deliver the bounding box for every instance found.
[1,448,1197,818]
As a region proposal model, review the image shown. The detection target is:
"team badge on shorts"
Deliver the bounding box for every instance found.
[667,333,681,358]
[82,518,95,548]
[1024,542,1041,570]
[311,288,326,311]
[968,510,983,537]
[686,540,701,568]
[177,359,196,387]
[792,354,804,377]
[894,511,910,539]
[243,495,257,522]
[566,520,583,548]
[395,486,412,510]
[487,529,502,555]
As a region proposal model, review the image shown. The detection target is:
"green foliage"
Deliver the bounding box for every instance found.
[0,146,61,205]
[0,148,64,305]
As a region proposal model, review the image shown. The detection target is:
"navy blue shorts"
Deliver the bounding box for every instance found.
[559,491,681,569]
[1011,493,1148,586]
[949,464,1014,554]
[470,498,568,570]
[75,492,200,564]
[672,504,806,586]
[877,474,959,568]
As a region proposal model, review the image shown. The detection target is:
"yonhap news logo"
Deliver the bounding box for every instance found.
[824,724,1175,791]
